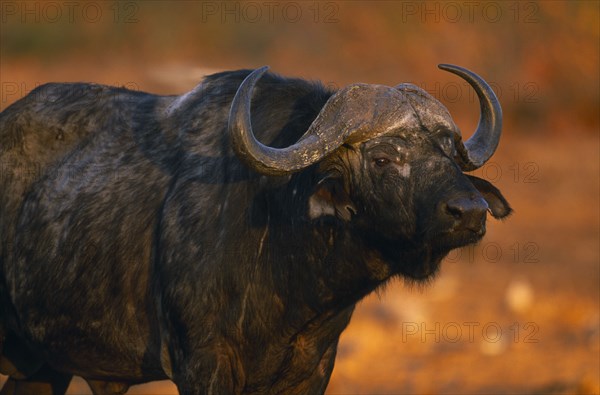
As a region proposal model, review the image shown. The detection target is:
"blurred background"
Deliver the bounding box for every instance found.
[1,1,598,394]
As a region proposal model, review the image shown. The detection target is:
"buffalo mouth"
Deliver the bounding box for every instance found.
[365,228,486,281]
[415,229,486,278]
[433,227,486,252]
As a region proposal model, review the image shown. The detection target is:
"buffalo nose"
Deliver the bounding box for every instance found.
[445,196,488,234]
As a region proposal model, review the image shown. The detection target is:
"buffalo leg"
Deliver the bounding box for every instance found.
[0,364,72,395]
[85,379,129,395]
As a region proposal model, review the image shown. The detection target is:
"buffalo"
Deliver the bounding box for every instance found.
[0,64,511,394]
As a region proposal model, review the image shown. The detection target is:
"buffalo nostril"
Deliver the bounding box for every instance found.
[445,197,488,232]
[446,203,464,219]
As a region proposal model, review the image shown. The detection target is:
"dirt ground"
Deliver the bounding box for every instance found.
[0,66,598,394]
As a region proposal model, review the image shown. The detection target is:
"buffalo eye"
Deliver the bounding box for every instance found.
[437,134,456,157]
[374,158,391,167]
[444,137,456,156]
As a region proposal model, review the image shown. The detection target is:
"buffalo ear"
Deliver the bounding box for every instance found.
[466,175,513,219]
[308,178,356,221]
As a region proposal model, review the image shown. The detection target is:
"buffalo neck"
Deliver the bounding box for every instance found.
[259,179,392,322]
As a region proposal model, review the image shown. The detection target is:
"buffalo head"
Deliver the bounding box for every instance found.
[229,65,511,280]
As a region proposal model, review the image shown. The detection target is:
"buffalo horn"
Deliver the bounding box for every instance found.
[438,64,503,171]
[229,66,357,176]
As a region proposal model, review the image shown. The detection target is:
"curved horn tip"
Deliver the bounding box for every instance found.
[251,65,270,77]
[240,66,270,86]
[438,63,462,72]
[245,66,269,83]
[437,64,485,79]
[437,64,498,98]
[436,63,503,171]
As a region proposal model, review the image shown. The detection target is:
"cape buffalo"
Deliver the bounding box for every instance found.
[0,64,511,394]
